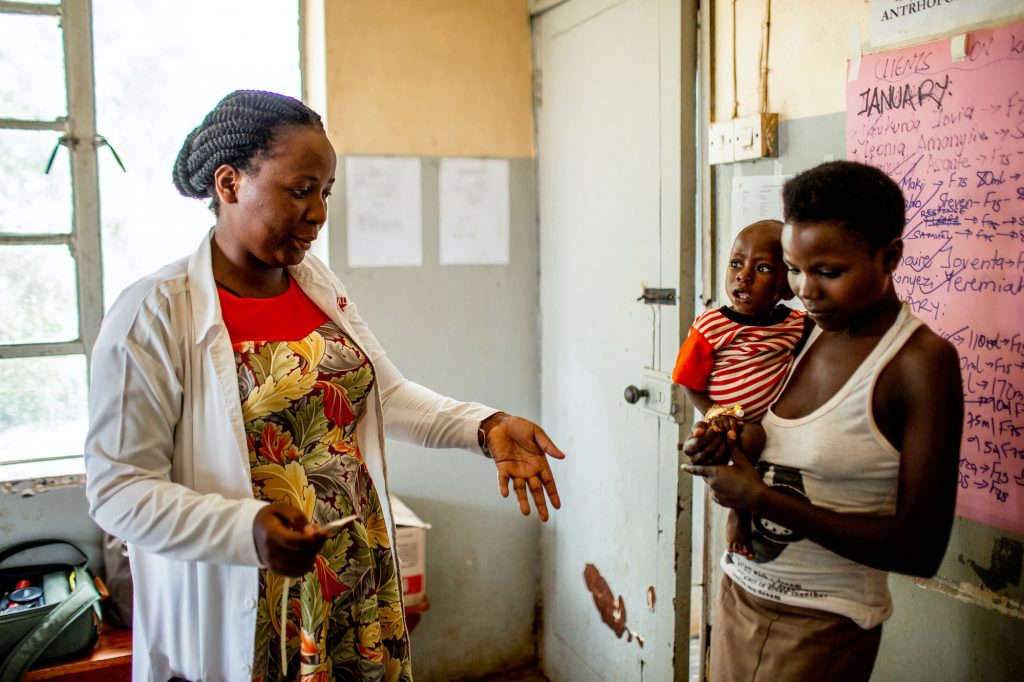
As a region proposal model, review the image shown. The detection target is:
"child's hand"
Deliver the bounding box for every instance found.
[705,404,745,442]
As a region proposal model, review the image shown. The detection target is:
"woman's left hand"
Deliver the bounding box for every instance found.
[682,442,765,511]
[682,421,731,465]
[482,412,566,522]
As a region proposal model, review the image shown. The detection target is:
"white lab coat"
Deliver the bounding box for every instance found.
[84,234,494,681]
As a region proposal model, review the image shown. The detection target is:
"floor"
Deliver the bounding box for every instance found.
[468,667,549,682]
[463,637,701,682]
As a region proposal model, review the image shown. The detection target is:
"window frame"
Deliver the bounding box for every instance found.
[1,0,310,483]
[0,0,101,474]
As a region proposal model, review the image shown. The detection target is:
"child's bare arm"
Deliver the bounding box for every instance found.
[682,386,715,416]
[686,331,962,577]
[736,423,765,463]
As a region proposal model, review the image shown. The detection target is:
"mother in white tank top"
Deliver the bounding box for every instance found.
[683,161,964,682]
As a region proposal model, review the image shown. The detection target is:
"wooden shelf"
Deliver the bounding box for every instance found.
[24,624,131,681]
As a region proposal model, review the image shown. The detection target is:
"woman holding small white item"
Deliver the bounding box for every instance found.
[84,90,564,682]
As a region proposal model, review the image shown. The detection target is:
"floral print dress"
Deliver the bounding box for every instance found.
[218,280,412,682]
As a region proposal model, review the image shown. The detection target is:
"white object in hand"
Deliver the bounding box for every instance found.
[319,514,359,533]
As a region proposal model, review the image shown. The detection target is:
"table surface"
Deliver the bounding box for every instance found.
[24,624,132,681]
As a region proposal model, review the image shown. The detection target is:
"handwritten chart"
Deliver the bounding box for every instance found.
[846,22,1024,535]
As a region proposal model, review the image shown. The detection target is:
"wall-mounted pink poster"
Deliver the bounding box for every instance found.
[846,22,1024,536]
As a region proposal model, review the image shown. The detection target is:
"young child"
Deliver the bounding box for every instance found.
[683,161,963,681]
[672,219,807,558]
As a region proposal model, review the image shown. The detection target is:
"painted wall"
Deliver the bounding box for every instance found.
[711,0,861,123]
[310,3,543,678]
[707,2,1024,679]
[306,2,545,677]
[321,0,535,158]
[327,158,542,679]
[0,486,103,570]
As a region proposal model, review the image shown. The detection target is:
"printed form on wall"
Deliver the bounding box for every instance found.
[730,175,791,246]
[345,156,423,268]
[846,21,1024,535]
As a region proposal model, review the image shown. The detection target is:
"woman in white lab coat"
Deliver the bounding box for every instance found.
[84,89,564,682]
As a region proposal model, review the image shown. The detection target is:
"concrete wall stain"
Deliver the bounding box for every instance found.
[959,537,1023,593]
[910,575,1024,621]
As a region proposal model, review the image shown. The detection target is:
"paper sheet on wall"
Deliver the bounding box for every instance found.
[439,158,510,265]
[846,22,1024,535]
[868,0,1022,51]
[730,174,803,311]
[730,175,791,246]
[345,157,422,268]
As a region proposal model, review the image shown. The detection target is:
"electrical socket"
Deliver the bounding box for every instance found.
[707,113,779,165]
[708,120,735,165]
[733,113,778,161]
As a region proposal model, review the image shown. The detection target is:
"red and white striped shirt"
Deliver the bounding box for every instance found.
[672,306,807,421]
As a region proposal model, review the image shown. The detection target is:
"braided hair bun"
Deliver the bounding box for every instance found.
[172,90,324,210]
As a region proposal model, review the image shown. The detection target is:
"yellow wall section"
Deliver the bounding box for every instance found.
[322,0,535,157]
[712,0,863,122]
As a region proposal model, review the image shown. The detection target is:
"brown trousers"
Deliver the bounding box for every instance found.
[709,575,882,682]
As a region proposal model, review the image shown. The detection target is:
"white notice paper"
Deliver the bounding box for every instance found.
[439,158,510,265]
[345,157,422,268]
[731,174,803,312]
[868,0,1021,50]
[730,174,791,246]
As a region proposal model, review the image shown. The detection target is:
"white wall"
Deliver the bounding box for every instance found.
[0,486,103,575]
[329,157,543,680]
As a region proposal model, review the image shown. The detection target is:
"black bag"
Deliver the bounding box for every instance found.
[101,533,132,628]
[0,539,103,681]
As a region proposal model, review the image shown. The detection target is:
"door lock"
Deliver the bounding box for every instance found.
[623,385,649,404]
[623,369,687,422]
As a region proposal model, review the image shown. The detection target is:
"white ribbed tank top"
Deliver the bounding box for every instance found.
[722,304,923,628]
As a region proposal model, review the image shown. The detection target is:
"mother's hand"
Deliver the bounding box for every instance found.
[682,420,732,465]
[482,412,565,522]
[682,442,765,512]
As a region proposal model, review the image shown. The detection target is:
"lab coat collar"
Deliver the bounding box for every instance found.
[185,228,224,347]
[185,229,348,345]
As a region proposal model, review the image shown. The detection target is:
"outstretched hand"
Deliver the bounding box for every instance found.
[482,412,565,522]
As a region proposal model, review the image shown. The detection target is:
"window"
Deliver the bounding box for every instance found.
[0,0,301,480]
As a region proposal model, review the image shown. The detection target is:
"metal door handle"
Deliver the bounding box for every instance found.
[623,385,649,404]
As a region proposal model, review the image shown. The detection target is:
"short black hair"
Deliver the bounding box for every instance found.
[782,160,905,249]
[172,90,324,214]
